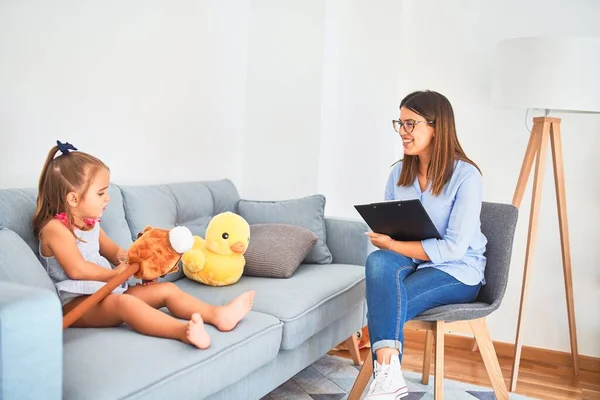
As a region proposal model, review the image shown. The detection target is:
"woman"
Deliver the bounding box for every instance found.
[363,90,487,399]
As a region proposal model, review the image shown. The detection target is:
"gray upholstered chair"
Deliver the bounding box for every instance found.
[348,202,518,400]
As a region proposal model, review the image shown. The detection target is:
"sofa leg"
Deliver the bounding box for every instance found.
[345,334,362,366]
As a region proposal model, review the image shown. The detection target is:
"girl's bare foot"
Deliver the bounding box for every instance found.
[214,291,255,332]
[183,313,211,349]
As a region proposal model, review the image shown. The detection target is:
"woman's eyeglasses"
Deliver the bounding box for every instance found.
[392,119,434,134]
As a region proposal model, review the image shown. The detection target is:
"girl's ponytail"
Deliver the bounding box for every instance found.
[33,146,60,237]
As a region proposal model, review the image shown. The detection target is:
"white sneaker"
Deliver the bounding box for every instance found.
[364,355,408,399]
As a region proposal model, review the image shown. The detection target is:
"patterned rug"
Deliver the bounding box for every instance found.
[264,354,537,400]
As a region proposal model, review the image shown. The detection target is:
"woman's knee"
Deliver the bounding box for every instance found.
[365,251,395,284]
[365,250,412,282]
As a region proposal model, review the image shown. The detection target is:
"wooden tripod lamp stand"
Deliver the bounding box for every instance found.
[491,36,600,392]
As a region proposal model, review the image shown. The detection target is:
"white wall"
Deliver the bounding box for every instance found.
[1,0,598,357]
[0,0,249,188]
[241,0,326,200]
[318,0,403,216]
[241,0,402,204]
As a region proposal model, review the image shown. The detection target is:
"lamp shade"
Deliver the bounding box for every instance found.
[491,36,600,113]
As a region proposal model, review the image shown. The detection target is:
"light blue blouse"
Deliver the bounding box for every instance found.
[385,159,487,286]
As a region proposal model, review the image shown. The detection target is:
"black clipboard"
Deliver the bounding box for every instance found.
[354,199,442,241]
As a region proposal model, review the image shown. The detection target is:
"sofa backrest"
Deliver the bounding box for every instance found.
[0,184,132,256]
[0,179,240,286]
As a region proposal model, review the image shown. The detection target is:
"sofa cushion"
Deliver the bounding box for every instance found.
[62,311,282,400]
[119,179,241,282]
[237,194,333,264]
[243,224,317,278]
[0,228,56,293]
[175,263,365,350]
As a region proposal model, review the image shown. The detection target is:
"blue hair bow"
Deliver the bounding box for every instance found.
[56,140,78,154]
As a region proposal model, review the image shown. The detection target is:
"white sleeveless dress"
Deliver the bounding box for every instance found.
[39,223,128,306]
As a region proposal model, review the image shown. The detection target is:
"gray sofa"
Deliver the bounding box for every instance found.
[0,179,369,400]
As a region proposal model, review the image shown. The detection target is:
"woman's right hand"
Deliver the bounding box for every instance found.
[365,232,394,250]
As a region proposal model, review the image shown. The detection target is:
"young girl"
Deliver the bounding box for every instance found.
[33,141,255,349]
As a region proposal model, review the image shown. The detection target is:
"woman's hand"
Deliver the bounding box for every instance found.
[366,232,431,261]
[365,232,394,250]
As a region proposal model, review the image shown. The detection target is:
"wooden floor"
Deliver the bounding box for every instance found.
[330,329,600,400]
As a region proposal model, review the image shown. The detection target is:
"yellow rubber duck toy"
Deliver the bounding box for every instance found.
[181,211,250,286]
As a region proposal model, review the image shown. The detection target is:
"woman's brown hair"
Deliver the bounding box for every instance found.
[33,143,108,237]
[396,90,480,196]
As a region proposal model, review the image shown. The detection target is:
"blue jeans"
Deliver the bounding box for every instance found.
[365,250,481,362]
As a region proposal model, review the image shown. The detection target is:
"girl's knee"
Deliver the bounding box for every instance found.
[159,281,179,295]
[102,293,124,307]
[114,293,145,311]
[117,293,136,305]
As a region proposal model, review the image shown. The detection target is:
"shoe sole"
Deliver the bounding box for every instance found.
[366,386,409,399]
[396,386,409,399]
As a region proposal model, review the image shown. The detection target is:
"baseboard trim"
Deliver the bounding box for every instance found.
[405,328,600,373]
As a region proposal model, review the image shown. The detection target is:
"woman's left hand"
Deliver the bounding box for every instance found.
[365,232,394,250]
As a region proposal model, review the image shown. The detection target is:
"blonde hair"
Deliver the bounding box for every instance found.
[33,144,109,237]
[396,90,481,196]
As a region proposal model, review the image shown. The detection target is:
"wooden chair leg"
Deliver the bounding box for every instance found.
[348,351,373,400]
[345,333,362,366]
[470,337,479,352]
[422,329,433,384]
[470,318,509,400]
[434,321,444,400]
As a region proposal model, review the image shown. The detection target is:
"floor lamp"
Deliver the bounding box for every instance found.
[491,36,600,392]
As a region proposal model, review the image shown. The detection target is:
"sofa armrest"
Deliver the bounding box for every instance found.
[0,282,62,400]
[325,217,370,266]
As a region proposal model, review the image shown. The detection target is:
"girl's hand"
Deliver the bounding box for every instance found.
[117,250,129,264]
[365,232,394,250]
[114,263,131,275]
